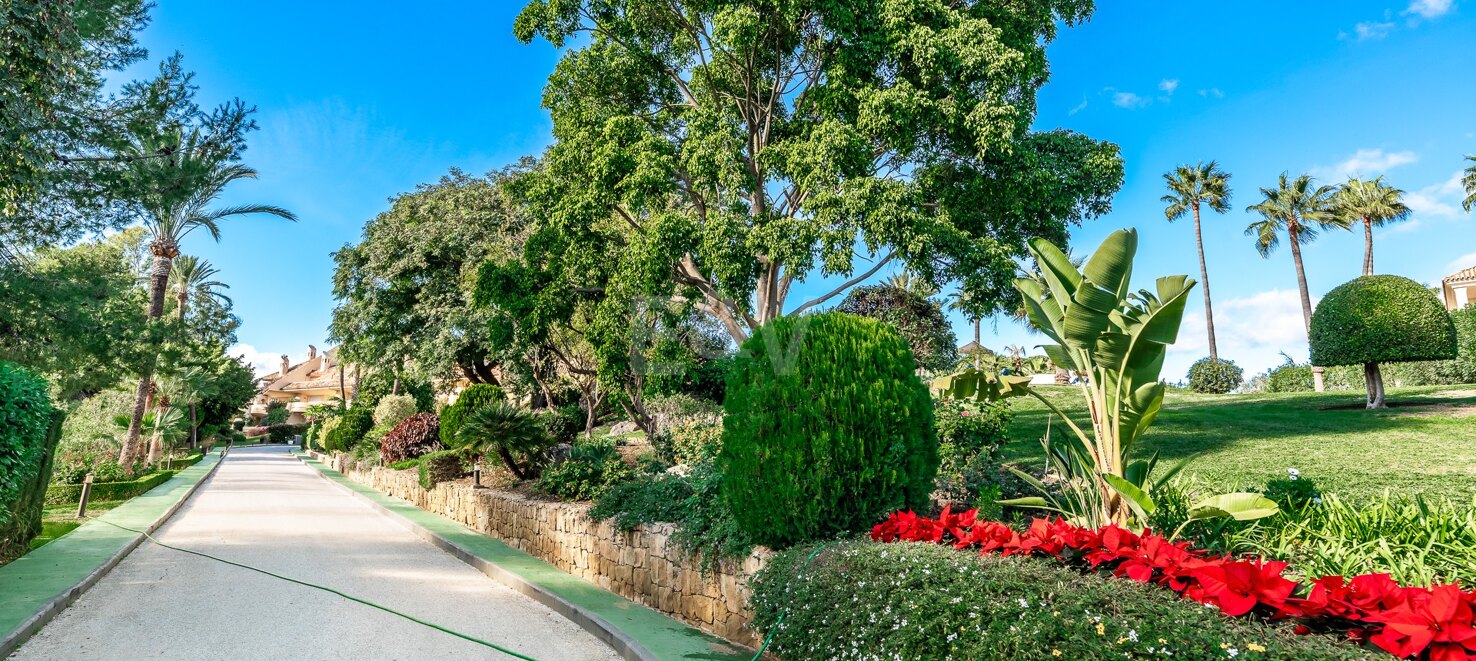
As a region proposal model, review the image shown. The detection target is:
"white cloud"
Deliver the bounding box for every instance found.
[1158,79,1180,95]
[1406,0,1455,18]
[1447,251,1476,274]
[1167,289,1314,380]
[1112,91,1148,109]
[1198,88,1224,98]
[1351,20,1396,40]
[230,343,313,378]
[1069,96,1088,116]
[1310,148,1419,181]
[1406,170,1466,219]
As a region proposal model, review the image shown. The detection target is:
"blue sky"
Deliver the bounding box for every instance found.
[122,1,1476,380]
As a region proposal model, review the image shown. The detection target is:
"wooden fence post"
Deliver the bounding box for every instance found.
[76,474,94,519]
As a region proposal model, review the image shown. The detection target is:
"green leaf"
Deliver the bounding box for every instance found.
[1104,473,1157,519]
[1028,237,1082,305]
[1081,229,1137,297]
[1188,493,1280,522]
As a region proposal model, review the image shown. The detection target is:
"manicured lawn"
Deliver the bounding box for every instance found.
[28,501,123,551]
[1003,384,1476,503]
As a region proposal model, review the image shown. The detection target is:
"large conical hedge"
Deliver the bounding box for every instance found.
[719,312,937,548]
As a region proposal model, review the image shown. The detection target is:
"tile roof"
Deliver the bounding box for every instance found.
[1445,265,1476,283]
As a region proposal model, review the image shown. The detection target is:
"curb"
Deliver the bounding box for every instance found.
[0,446,229,657]
[294,452,748,661]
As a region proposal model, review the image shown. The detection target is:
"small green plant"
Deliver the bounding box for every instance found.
[454,401,555,480]
[537,438,633,501]
[590,463,753,571]
[719,311,937,548]
[535,404,582,443]
[417,449,470,490]
[652,419,722,466]
[1187,357,1244,394]
[1262,468,1321,510]
[933,398,1012,513]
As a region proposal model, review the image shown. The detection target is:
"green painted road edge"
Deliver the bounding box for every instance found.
[295,452,750,661]
[0,447,228,657]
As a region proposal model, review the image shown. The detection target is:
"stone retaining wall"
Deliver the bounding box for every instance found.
[317,452,770,647]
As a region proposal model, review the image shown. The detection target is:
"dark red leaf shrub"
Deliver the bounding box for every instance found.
[380,413,441,463]
[871,507,1476,660]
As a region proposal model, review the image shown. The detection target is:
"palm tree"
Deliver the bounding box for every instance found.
[1162,161,1232,360]
[1336,177,1411,276]
[1245,173,1347,392]
[169,255,232,320]
[1463,155,1475,213]
[118,138,296,468]
[884,271,938,299]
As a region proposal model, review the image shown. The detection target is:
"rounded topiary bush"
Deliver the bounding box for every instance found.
[1310,275,1457,408]
[439,384,503,446]
[373,394,417,428]
[718,312,937,548]
[324,406,372,452]
[1187,357,1244,394]
[380,412,441,463]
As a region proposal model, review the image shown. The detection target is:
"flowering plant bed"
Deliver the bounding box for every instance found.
[872,508,1476,660]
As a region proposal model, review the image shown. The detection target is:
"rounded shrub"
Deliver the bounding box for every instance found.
[324,407,372,452]
[1310,275,1457,368]
[934,399,1012,514]
[1187,357,1245,394]
[718,312,937,548]
[372,394,417,428]
[380,412,441,463]
[439,384,504,446]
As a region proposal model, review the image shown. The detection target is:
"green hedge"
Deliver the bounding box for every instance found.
[45,469,177,506]
[1310,275,1456,367]
[0,362,57,559]
[749,541,1375,660]
[719,312,936,548]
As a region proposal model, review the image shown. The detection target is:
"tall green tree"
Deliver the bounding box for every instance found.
[1245,173,1347,392]
[1161,161,1232,360]
[1463,155,1475,213]
[331,166,530,390]
[836,284,958,372]
[1336,177,1410,276]
[511,0,1123,351]
[947,289,984,369]
[119,142,294,467]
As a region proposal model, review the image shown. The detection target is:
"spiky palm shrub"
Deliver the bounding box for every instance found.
[719,312,937,548]
[455,402,554,480]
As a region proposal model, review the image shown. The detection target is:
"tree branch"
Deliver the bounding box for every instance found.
[788,250,898,316]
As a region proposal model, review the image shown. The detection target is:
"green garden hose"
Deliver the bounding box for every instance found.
[93,518,541,661]
[749,541,833,661]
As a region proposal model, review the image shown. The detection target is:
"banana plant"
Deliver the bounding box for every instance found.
[937,229,1277,529]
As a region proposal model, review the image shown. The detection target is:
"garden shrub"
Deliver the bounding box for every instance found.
[590,463,753,570]
[262,401,289,426]
[438,384,504,445]
[537,438,633,501]
[379,413,441,463]
[933,398,1011,515]
[454,401,556,479]
[324,406,373,452]
[1187,357,1245,394]
[1310,276,1457,368]
[719,312,937,548]
[652,419,722,466]
[373,394,417,428]
[231,419,245,431]
[749,541,1371,661]
[417,449,469,490]
[267,424,307,444]
[535,404,582,443]
[44,469,177,506]
[0,362,57,559]
[242,426,270,438]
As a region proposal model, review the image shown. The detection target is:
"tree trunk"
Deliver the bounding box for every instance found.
[120,252,174,468]
[1362,217,1375,276]
[972,318,981,370]
[190,402,198,450]
[496,445,527,480]
[1364,362,1386,409]
[146,399,169,465]
[1192,204,1219,361]
[1287,223,1325,392]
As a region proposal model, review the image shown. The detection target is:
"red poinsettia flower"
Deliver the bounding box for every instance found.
[1185,559,1298,617]
[1367,584,1476,661]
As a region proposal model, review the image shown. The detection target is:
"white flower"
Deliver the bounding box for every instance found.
[1018,598,1029,608]
[1128,630,1139,642]
[1286,467,1300,480]
[1313,497,1323,505]
[1227,649,1239,658]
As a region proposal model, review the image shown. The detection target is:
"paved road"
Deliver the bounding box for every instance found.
[11,446,621,661]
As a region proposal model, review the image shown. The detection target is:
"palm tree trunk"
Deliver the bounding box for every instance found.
[1192,204,1218,360]
[190,402,198,450]
[1362,217,1375,276]
[972,317,981,370]
[1287,223,1325,392]
[120,252,174,468]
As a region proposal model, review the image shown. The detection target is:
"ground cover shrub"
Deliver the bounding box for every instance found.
[720,312,936,548]
[1188,356,1245,393]
[417,449,470,490]
[537,438,633,501]
[590,462,752,570]
[438,384,504,445]
[267,424,307,444]
[379,413,441,463]
[651,419,722,466]
[871,509,1473,659]
[933,398,1012,515]
[0,362,57,558]
[373,394,417,428]
[750,541,1369,660]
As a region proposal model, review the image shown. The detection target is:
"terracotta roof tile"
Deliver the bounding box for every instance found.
[1445,265,1476,283]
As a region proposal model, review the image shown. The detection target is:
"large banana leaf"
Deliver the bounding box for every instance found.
[1028,237,1082,305]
